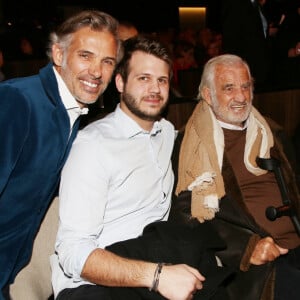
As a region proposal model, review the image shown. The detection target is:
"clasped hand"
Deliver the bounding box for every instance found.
[250,236,289,265]
[157,264,205,300]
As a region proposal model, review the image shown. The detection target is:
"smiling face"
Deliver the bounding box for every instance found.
[52,27,118,107]
[204,62,253,127]
[116,51,170,130]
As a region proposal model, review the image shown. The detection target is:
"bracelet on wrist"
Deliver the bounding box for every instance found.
[149,262,165,292]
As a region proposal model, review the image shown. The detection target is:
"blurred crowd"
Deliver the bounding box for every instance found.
[0,0,300,93]
[156,0,300,93]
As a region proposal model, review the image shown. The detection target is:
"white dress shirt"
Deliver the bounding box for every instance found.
[51,104,175,296]
[53,67,88,130]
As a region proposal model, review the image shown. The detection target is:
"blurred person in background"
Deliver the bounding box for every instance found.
[272,0,300,87]
[221,0,272,90]
[117,20,139,41]
[0,47,5,81]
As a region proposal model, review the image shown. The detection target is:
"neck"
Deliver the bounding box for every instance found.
[120,102,156,132]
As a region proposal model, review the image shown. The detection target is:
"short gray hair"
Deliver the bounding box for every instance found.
[197,54,253,100]
[46,10,123,63]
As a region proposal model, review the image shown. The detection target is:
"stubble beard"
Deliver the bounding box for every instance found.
[122,92,168,122]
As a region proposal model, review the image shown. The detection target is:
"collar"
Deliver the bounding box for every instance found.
[115,104,162,138]
[218,118,249,131]
[53,67,88,115]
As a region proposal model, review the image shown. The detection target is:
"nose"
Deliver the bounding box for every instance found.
[234,87,247,102]
[149,80,161,93]
[88,61,102,79]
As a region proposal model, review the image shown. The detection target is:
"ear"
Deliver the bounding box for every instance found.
[115,73,124,93]
[201,87,212,105]
[52,44,63,67]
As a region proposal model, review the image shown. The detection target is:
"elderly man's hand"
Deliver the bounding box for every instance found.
[250,237,289,265]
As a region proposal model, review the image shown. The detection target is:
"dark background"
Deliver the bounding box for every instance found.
[0,0,289,37]
[0,0,290,63]
[0,0,212,33]
[0,0,218,60]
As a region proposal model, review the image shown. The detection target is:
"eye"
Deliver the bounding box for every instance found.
[241,83,251,91]
[79,53,90,60]
[138,76,149,81]
[224,86,234,92]
[158,78,168,85]
[103,59,116,67]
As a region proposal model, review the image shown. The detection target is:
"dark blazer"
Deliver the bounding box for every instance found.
[0,63,80,292]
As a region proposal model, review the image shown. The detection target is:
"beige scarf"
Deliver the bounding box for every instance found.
[175,100,274,222]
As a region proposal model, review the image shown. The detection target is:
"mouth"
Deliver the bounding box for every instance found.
[79,79,103,96]
[230,103,248,110]
[80,79,99,89]
[144,95,163,104]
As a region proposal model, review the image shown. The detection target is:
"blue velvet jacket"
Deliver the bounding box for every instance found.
[0,63,80,295]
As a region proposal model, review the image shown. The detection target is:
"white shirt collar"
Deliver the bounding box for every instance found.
[53,67,88,115]
[115,104,162,137]
[218,118,249,130]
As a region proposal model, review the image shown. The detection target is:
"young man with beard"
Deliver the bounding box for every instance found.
[0,10,122,299]
[51,36,227,300]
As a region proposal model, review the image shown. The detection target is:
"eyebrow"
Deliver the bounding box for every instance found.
[104,56,117,61]
[222,82,252,88]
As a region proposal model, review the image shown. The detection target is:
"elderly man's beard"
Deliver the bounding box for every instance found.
[210,94,252,126]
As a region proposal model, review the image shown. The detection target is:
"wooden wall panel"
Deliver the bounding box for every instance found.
[254,89,300,137]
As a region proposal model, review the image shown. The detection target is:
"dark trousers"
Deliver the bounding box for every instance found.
[57,284,167,300]
[2,285,10,300]
[56,221,232,300]
[57,284,230,300]
[274,246,300,300]
[57,285,112,300]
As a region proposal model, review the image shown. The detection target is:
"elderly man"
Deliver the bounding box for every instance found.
[172,54,300,300]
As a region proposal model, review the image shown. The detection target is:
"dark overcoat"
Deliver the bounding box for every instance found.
[170,118,300,300]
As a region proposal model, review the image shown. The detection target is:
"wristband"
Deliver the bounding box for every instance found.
[149,262,165,292]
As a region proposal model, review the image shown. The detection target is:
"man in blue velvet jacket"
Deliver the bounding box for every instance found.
[0,10,122,299]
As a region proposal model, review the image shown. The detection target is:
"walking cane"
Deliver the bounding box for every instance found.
[256,157,300,236]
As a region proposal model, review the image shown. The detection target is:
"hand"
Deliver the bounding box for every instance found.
[250,236,289,265]
[288,42,300,57]
[295,42,300,55]
[157,264,205,300]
